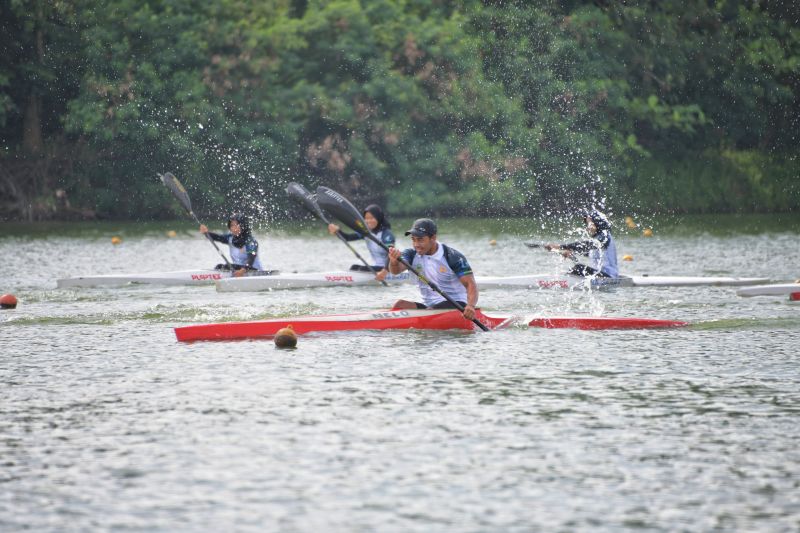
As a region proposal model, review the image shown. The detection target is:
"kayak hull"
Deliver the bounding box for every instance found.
[56,269,278,288]
[174,309,687,342]
[478,274,769,289]
[476,274,632,290]
[215,270,412,291]
[58,269,768,290]
[214,272,770,292]
[737,283,800,297]
[174,309,503,341]
[528,317,688,330]
[628,275,769,287]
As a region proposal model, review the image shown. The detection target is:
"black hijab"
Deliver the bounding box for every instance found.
[364,204,390,233]
[228,213,252,248]
[583,209,611,232]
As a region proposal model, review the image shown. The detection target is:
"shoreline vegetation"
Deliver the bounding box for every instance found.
[1,1,797,222]
[3,213,800,240]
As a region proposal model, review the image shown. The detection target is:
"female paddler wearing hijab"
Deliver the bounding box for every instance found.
[544,209,619,278]
[327,204,395,282]
[199,213,265,277]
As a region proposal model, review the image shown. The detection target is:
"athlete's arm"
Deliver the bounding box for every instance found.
[244,238,259,269]
[388,247,409,274]
[199,224,229,243]
[378,230,397,279]
[382,229,396,248]
[558,240,597,256]
[207,232,230,244]
[459,274,479,320]
[559,230,612,255]
[328,223,361,241]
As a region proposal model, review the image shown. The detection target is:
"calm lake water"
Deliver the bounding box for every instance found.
[2,214,799,532]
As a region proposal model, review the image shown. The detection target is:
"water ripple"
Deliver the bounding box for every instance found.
[1,221,799,531]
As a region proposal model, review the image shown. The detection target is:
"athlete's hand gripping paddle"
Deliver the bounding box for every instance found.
[315,186,489,332]
[525,241,579,264]
[286,182,388,287]
[159,172,233,270]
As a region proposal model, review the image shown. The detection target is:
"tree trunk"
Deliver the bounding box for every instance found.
[23,94,43,154]
[22,0,45,154]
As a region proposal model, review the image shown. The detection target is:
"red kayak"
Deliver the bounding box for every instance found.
[174,309,687,342]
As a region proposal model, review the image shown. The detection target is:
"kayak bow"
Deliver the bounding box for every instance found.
[216,270,412,291]
[56,269,278,288]
[737,282,800,298]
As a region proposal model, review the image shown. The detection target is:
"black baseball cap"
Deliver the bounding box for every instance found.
[404,218,437,237]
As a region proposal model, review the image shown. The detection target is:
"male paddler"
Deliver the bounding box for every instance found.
[388,218,479,320]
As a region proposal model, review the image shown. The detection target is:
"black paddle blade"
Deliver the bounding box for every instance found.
[524,242,543,248]
[286,182,330,223]
[160,172,193,215]
[315,186,369,234]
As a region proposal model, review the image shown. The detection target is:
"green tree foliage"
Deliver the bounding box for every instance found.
[0,0,797,220]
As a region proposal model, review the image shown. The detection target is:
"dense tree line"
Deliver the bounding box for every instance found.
[1,0,797,221]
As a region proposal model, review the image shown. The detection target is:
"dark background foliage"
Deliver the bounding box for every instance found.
[1,0,797,221]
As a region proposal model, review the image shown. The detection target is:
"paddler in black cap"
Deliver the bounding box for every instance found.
[388,218,479,320]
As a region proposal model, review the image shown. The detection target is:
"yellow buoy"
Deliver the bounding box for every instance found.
[622,254,633,261]
[274,325,298,349]
[167,230,177,238]
[111,236,122,245]
[643,228,653,237]
[489,239,497,246]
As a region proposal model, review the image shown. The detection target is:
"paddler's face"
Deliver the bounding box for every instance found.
[411,234,437,255]
[586,218,597,235]
[364,212,378,231]
[229,219,242,236]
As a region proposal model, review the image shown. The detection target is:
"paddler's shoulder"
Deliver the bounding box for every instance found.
[439,242,468,258]
[380,228,396,243]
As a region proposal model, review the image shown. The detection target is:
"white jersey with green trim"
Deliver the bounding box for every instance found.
[401,242,472,307]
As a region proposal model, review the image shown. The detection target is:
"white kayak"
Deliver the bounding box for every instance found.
[215,270,770,292]
[625,275,770,287]
[215,270,414,291]
[480,274,770,290]
[737,282,800,297]
[56,269,279,288]
[476,274,632,290]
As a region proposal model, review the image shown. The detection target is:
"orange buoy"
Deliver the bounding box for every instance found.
[1,294,18,309]
[622,254,634,261]
[274,325,297,348]
[166,230,177,238]
[111,236,122,245]
[489,239,497,246]
[643,228,653,237]
[625,216,637,229]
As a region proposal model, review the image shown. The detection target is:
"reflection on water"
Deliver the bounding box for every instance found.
[1,217,799,531]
